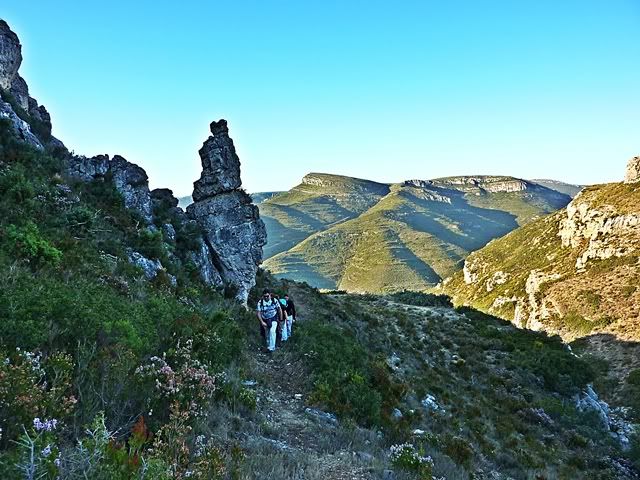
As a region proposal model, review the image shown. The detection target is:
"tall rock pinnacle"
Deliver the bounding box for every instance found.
[187,120,267,304]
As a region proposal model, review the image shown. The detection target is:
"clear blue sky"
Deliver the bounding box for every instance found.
[3,1,639,195]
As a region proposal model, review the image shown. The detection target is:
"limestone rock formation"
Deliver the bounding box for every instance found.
[0,98,42,148]
[558,195,639,270]
[110,155,153,223]
[625,156,640,184]
[67,154,153,223]
[187,120,266,303]
[0,20,21,90]
[192,120,242,201]
[445,157,640,346]
[0,20,63,150]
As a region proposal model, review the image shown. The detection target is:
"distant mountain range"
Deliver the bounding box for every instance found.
[255,173,578,292]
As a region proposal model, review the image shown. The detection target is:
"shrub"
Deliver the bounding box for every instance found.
[0,349,75,448]
[294,320,387,426]
[389,443,434,478]
[4,222,62,266]
[389,290,453,308]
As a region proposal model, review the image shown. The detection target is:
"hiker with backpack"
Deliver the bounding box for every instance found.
[279,295,290,342]
[256,289,282,353]
[283,294,296,338]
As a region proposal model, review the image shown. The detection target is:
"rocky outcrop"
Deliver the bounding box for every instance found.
[0,97,42,148]
[0,20,21,90]
[187,120,266,303]
[0,20,63,150]
[625,156,640,184]
[301,173,390,195]
[518,270,561,330]
[427,176,530,193]
[558,195,639,270]
[67,154,153,223]
[110,156,153,223]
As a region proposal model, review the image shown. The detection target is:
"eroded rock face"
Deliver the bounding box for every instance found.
[66,154,153,223]
[110,155,153,223]
[187,120,266,303]
[559,196,639,270]
[0,20,21,90]
[192,120,242,201]
[0,98,42,148]
[0,20,63,150]
[625,156,640,184]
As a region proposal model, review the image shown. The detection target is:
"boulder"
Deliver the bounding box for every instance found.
[625,156,640,184]
[127,250,163,280]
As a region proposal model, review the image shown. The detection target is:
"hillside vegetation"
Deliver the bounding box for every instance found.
[259,173,390,258]
[443,178,640,416]
[263,176,571,292]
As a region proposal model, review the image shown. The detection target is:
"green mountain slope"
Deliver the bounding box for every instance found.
[259,172,390,258]
[265,176,571,292]
[442,170,640,395]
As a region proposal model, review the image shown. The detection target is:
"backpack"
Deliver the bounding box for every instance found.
[258,297,279,320]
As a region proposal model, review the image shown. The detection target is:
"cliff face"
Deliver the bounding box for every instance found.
[445,156,640,345]
[0,20,265,303]
[0,20,63,150]
[187,120,267,303]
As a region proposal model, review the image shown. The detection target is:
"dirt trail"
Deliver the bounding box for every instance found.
[244,324,381,479]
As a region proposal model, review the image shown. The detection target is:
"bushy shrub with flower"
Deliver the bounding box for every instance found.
[135,339,219,423]
[0,348,75,447]
[6,415,62,480]
[389,443,434,479]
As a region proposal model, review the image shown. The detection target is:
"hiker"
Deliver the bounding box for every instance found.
[273,294,283,346]
[283,294,296,338]
[256,289,282,353]
[279,295,289,342]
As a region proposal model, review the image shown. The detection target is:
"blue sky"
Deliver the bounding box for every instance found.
[3,1,639,195]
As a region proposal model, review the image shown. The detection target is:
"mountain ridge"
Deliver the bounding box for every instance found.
[261,172,575,291]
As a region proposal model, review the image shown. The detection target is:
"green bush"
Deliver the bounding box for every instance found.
[294,320,387,426]
[4,222,62,266]
[389,290,453,308]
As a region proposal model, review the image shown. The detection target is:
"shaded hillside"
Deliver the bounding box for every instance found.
[531,178,584,198]
[265,176,571,292]
[240,277,639,479]
[251,191,283,204]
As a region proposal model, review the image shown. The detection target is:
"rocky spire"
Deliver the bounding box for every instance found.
[187,120,266,304]
[624,156,640,184]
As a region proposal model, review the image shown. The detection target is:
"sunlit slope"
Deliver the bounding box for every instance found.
[265,179,571,292]
[259,173,390,258]
[444,181,640,343]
